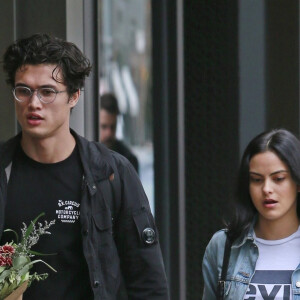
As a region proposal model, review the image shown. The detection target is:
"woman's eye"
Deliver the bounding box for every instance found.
[250,177,262,183]
[274,177,285,182]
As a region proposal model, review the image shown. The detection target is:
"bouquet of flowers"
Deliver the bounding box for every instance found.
[0,213,56,300]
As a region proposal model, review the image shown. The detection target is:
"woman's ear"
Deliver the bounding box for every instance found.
[297,185,300,193]
[68,90,80,108]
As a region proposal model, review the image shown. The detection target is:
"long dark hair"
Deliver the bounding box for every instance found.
[227,128,300,241]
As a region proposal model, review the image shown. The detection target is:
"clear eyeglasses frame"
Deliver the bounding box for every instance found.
[12,86,67,104]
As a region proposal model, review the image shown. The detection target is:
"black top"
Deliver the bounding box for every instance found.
[2,143,93,299]
[0,130,169,299]
[111,139,139,173]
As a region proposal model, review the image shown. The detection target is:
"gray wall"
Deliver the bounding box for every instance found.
[0,2,16,139]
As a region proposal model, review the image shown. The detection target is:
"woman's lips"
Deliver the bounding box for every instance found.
[263,199,278,208]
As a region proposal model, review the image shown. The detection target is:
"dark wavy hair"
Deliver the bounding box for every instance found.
[227,128,300,241]
[2,33,92,95]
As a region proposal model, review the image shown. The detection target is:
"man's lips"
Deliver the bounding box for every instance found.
[27,113,43,120]
[26,113,43,125]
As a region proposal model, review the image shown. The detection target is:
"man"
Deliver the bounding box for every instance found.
[100,93,139,173]
[0,34,168,299]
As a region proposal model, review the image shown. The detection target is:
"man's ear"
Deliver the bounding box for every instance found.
[68,90,80,108]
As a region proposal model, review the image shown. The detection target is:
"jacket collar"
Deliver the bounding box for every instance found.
[0,129,113,196]
[232,216,257,248]
[70,129,114,196]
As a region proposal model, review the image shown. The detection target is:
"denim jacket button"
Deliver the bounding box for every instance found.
[296,281,300,288]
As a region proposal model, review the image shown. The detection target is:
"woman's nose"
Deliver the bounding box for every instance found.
[262,179,273,194]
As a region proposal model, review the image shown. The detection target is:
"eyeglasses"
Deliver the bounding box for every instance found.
[12,86,67,104]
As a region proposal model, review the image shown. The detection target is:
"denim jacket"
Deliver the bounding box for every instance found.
[202,227,300,299]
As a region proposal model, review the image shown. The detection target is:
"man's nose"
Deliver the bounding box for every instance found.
[28,91,41,106]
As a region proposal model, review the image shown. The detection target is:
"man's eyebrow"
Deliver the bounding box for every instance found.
[14,83,57,88]
[15,83,30,88]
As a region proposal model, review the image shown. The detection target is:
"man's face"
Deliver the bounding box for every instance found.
[14,64,79,142]
[99,109,117,148]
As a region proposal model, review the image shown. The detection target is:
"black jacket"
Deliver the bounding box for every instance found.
[111,139,139,173]
[0,130,169,300]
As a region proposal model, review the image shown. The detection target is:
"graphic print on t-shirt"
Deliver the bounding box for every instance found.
[56,199,80,223]
[243,227,300,300]
[244,270,293,299]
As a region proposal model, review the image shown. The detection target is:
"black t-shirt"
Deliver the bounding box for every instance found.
[1,143,93,299]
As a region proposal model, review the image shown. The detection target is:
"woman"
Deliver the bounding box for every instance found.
[202,128,300,299]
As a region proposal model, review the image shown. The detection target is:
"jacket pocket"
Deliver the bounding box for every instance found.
[92,209,120,282]
[92,209,112,231]
[92,209,113,245]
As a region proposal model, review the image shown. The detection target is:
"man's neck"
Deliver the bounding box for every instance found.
[20,131,76,163]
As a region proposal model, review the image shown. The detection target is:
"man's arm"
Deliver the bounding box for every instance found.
[114,157,169,299]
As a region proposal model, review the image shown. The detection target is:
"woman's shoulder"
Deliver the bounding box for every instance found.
[209,229,227,243]
[204,229,228,256]
[202,229,229,270]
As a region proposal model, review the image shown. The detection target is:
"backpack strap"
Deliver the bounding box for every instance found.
[217,234,232,300]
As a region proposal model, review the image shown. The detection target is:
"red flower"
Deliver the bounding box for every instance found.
[0,245,15,255]
[5,257,13,266]
[0,254,13,267]
[0,255,7,266]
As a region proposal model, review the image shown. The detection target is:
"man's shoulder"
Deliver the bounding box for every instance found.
[114,140,134,156]
[0,134,21,167]
[74,132,130,173]
[113,140,139,171]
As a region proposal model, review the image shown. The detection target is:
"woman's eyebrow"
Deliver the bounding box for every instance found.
[270,170,288,176]
[249,170,288,176]
[249,171,263,176]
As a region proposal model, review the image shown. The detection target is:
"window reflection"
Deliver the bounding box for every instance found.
[98,0,154,213]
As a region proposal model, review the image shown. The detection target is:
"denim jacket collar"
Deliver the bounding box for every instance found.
[232,216,257,248]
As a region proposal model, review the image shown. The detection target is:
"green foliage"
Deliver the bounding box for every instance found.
[0,213,56,300]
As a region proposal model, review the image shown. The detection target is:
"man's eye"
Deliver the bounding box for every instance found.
[17,88,31,96]
[40,89,55,97]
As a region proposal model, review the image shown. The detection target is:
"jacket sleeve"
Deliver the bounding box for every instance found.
[202,231,225,299]
[114,156,169,299]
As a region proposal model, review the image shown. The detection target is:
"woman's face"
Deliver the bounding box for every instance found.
[249,151,299,224]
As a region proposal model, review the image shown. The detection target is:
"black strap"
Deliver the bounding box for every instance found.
[217,235,232,300]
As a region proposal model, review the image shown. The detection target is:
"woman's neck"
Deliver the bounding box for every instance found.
[255,215,300,240]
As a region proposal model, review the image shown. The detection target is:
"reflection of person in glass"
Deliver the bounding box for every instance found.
[202,129,300,299]
[0,33,168,299]
[99,93,139,173]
